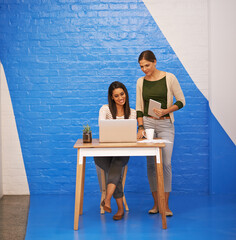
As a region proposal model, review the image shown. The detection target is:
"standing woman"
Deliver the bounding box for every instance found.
[94,81,136,221]
[136,50,185,216]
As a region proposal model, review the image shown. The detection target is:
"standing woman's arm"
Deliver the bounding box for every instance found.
[171,75,185,108]
[154,74,185,118]
[137,117,145,139]
[136,78,145,138]
[153,105,179,118]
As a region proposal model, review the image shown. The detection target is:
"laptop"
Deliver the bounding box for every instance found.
[99,119,137,143]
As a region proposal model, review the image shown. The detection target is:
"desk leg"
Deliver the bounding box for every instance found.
[79,157,86,215]
[100,169,106,214]
[155,148,167,229]
[122,165,129,212]
[74,149,84,230]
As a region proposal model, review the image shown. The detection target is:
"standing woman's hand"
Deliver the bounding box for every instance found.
[153,108,168,118]
[137,117,145,139]
[137,129,145,139]
[153,105,179,118]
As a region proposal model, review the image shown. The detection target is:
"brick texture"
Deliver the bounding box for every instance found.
[0,0,208,194]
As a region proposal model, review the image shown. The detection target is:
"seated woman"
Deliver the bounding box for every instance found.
[94,81,136,221]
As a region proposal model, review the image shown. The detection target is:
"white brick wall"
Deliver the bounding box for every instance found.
[0,62,2,198]
[144,0,235,144]
[209,0,236,144]
[0,63,29,195]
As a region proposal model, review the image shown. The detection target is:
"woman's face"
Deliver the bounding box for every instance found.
[139,59,156,77]
[112,88,126,107]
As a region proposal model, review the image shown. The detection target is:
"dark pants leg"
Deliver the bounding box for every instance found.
[94,156,129,199]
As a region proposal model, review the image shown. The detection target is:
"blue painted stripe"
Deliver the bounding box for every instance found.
[209,108,236,194]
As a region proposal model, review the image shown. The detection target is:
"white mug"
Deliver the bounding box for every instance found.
[145,129,154,141]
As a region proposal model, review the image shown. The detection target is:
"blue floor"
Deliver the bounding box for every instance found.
[25,192,236,240]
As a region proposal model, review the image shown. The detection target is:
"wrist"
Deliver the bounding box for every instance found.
[138,125,144,130]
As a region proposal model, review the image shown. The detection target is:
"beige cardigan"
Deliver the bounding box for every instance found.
[136,72,185,123]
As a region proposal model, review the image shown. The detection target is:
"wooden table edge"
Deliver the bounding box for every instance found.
[73,139,166,149]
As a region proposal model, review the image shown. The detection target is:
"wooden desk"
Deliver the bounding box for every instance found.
[73,139,167,230]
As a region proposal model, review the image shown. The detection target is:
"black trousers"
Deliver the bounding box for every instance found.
[94,156,129,199]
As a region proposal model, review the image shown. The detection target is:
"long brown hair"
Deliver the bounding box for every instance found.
[108,81,131,119]
[138,50,156,63]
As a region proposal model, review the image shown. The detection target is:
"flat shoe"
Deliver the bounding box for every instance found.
[148,208,159,214]
[101,200,112,213]
[166,211,173,217]
[113,213,124,221]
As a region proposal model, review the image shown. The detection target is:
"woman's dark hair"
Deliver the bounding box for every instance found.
[108,81,130,119]
[138,50,156,63]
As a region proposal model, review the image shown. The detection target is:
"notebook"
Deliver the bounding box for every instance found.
[148,99,161,118]
[99,119,137,143]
